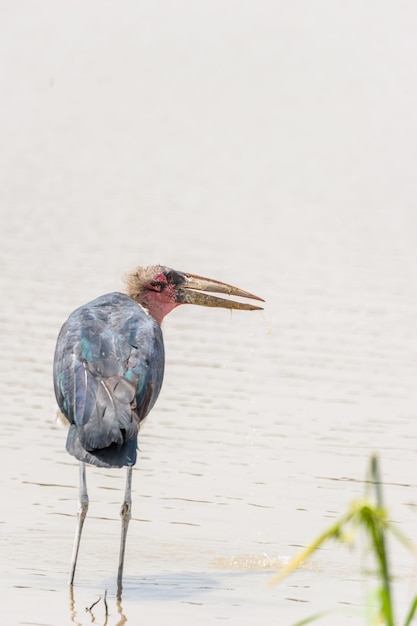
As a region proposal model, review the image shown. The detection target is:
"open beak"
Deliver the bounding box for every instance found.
[176,272,264,311]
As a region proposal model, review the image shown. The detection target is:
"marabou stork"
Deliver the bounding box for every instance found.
[53,265,264,598]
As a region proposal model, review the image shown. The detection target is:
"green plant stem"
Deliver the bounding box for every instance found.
[269,509,355,586]
[370,454,394,626]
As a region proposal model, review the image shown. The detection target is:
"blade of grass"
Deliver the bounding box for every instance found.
[269,510,355,586]
[369,455,395,626]
[403,595,417,626]
[292,611,333,626]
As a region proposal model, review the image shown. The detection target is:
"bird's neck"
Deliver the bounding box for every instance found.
[138,294,180,325]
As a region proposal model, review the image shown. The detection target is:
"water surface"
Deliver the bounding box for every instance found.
[1,2,416,624]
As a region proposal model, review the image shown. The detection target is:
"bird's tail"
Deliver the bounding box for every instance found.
[68,373,140,468]
[66,425,137,468]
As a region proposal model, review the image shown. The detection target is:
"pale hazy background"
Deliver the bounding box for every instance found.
[1,2,416,625]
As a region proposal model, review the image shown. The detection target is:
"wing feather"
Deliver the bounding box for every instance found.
[53,292,165,468]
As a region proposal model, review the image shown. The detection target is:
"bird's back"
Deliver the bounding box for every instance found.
[53,292,165,468]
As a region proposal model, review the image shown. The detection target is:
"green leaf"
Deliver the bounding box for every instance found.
[403,595,417,626]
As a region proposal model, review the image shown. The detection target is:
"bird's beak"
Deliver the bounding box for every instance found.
[176,272,264,311]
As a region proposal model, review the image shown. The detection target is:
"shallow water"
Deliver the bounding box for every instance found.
[1,2,417,624]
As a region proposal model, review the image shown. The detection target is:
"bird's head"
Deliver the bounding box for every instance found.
[126,265,264,324]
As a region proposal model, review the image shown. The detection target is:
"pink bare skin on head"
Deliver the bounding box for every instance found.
[143,273,182,324]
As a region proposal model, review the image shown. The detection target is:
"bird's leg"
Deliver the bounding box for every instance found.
[69,462,89,586]
[117,466,133,600]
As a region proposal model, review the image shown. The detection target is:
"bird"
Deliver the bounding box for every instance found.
[53,265,264,599]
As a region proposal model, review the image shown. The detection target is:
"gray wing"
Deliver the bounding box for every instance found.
[53,292,164,468]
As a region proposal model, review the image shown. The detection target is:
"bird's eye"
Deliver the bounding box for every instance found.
[164,271,175,283]
[164,270,184,285]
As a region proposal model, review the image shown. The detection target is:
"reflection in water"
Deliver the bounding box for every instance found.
[115,600,128,626]
[69,587,127,626]
[69,587,81,626]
